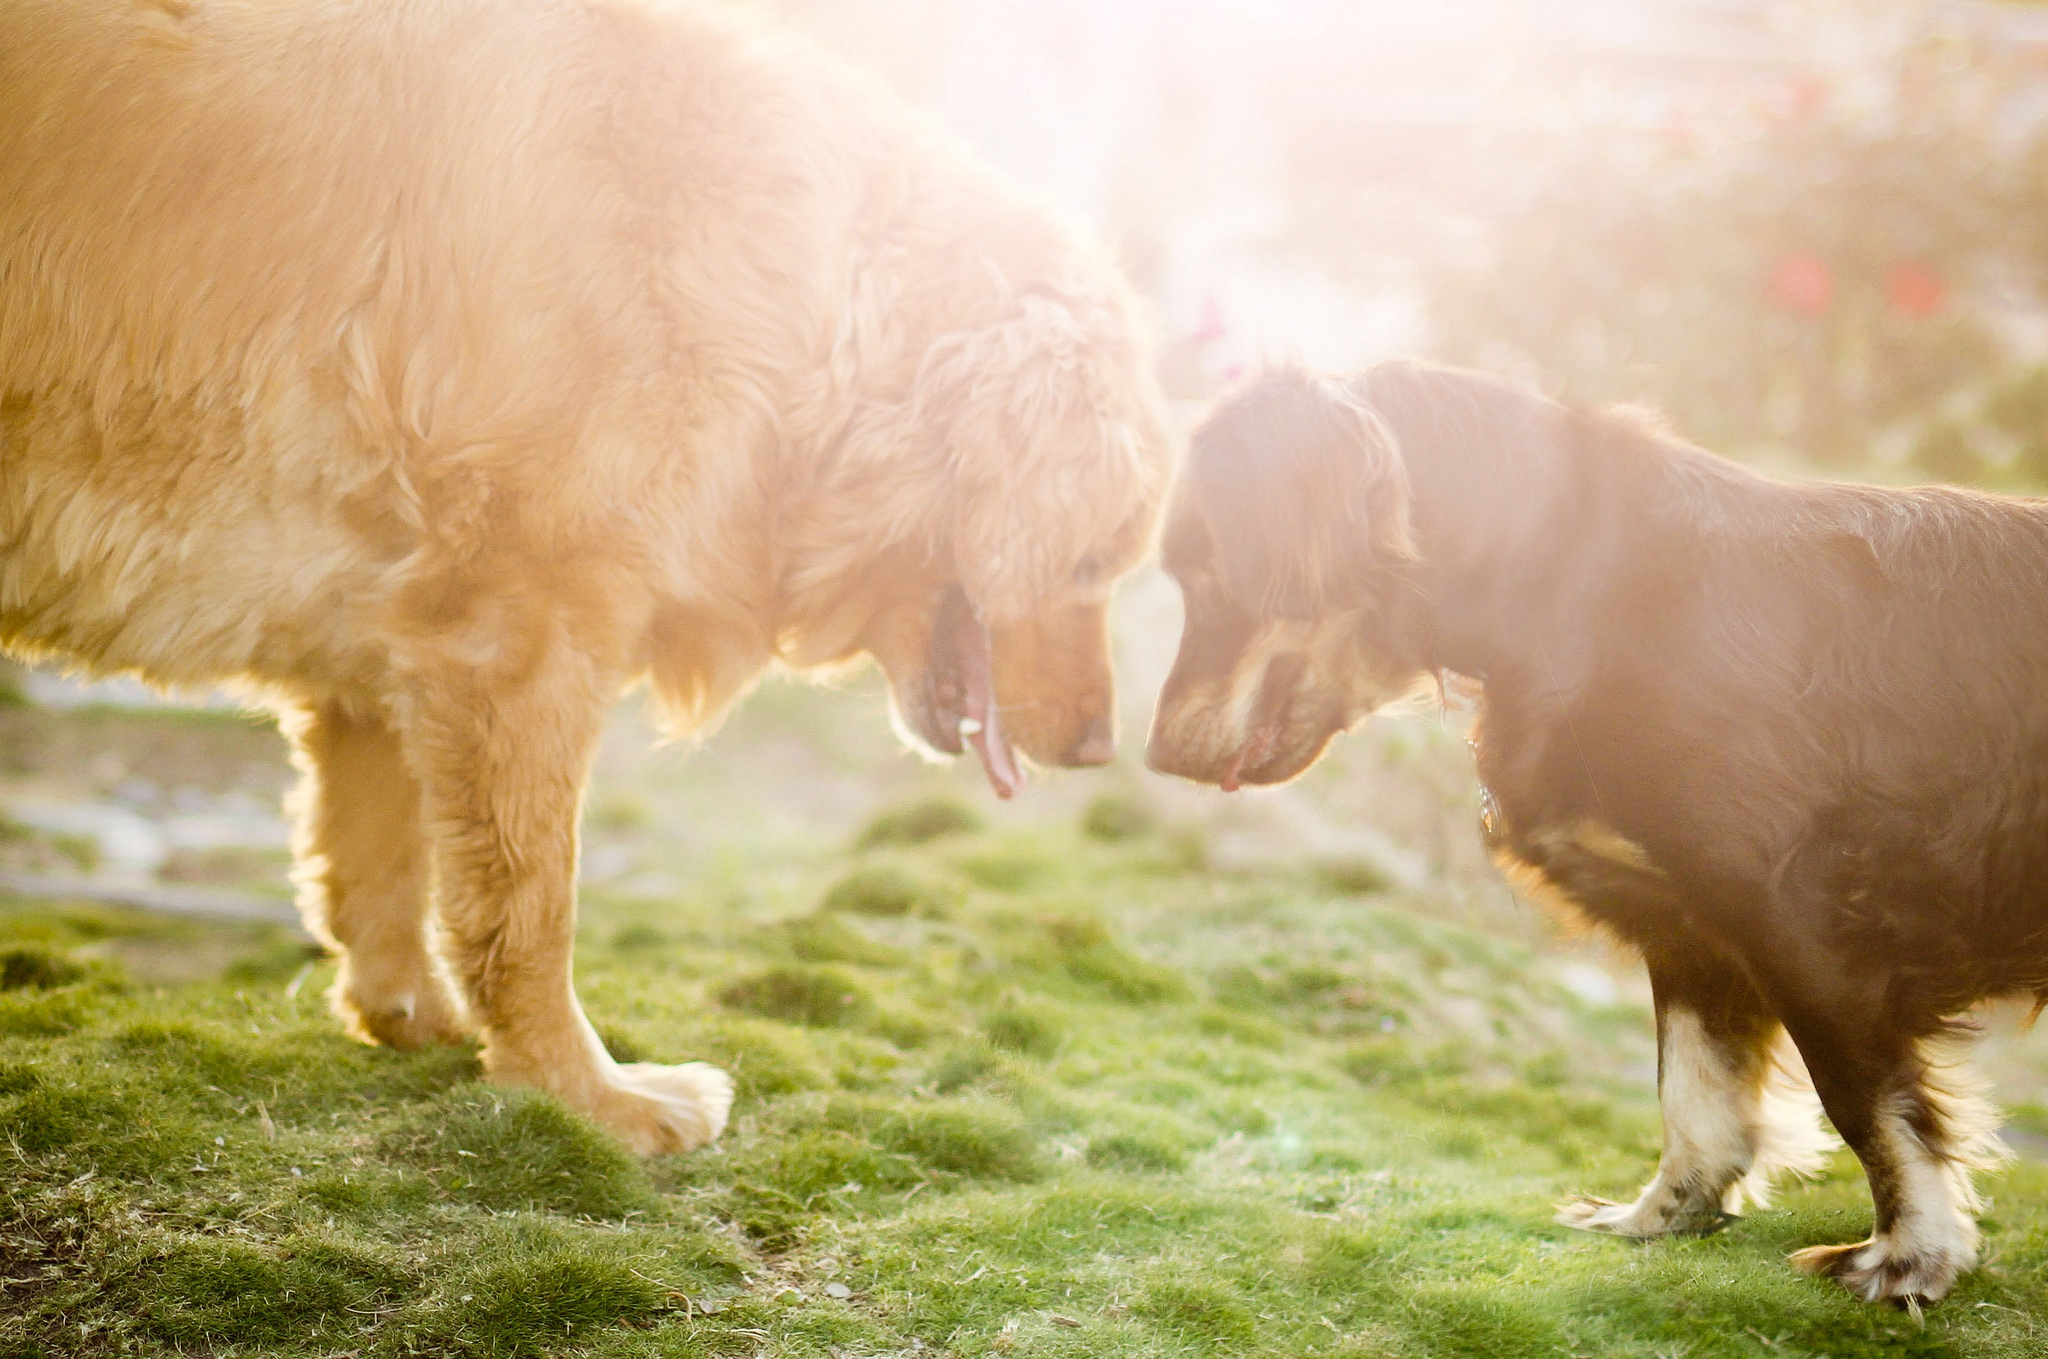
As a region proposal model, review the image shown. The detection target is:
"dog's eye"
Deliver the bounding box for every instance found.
[1072,555,1105,589]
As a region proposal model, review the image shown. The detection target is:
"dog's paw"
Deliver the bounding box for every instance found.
[332,967,471,1051]
[1556,1193,1732,1239]
[586,1061,735,1157]
[1789,1237,1966,1309]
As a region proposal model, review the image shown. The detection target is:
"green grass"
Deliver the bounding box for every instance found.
[4,696,2048,1357]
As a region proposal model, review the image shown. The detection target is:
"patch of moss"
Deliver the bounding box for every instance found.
[927,1040,1001,1094]
[585,791,654,833]
[1203,1095,1274,1136]
[381,1086,657,1218]
[0,947,85,992]
[1398,1284,1571,1358]
[1313,854,1394,896]
[595,1023,650,1063]
[825,1093,1044,1182]
[1343,1036,1471,1086]
[401,1225,666,1359]
[693,1015,834,1097]
[719,965,875,1029]
[820,860,963,919]
[0,1075,117,1152]
[1136,1279,1257,1349]
[782,911,904,967]
[1087,1131,1189,1173]
[610,921,669,952]
[954,844,1052,892]
[1193,1005,1289,1050]
[222,937,325,984]
[1080,792,1155,842]
[980,999,1063,1058]
[1016,911,1190,1004]
[0,985,97,1038]
[105,1018,290,1089]
[706,1126,915,1249]
[123,1232,410,1344]
[855,794,983,848]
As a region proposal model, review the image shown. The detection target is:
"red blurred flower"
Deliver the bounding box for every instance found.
[1887,261,1946,319]
[1768,252,1833,318]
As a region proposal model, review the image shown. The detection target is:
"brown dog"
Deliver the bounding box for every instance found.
[0,0,1170,1154]
[1148,361,2046,1306]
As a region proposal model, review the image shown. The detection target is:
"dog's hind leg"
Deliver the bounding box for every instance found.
[1773,1005,2007,1306]
[285,699,469,1050]
[393,619,732,1156]
[1559,946,1834,1238]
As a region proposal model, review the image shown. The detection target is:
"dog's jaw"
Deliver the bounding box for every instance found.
[926,585,1024,799]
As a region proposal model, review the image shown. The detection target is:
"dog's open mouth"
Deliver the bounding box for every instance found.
[928,586,1024,799]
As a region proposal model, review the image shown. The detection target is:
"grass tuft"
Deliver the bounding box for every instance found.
[1399,1285,1571,1358]
[1136,1279,1257,1349]
[1081,791,1156,842]
[718,964,875,1029]
[819,859,964,919]
[401,1225,667,1358]
[120,1232,410,1344]
[1000,910,1192,1004]
[825,1093,1045,1181]
[781,911,904,967]
[855,794,984,848]
[1086,1130,1190,1173]
[1313,854,1394,896]
[980,998,1063,1058]
[383,1086,659,1218]
[0,946,85,991]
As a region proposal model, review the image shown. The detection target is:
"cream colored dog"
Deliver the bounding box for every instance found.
[0,0,1170,1153]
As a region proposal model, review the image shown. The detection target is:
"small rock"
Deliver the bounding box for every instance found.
[824,1282,852,1300]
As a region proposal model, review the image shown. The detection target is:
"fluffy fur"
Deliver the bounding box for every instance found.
[1149,361,2042,1305]
[1,0,1170,1153]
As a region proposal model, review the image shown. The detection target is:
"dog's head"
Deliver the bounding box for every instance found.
[1146,368,1433,789]
[785,254,1172,798]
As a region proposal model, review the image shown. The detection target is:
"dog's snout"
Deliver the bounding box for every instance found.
[1069,714,1116,767]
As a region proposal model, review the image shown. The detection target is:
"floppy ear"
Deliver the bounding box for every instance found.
[912,282,1169,621]
[1187,368,1415,617]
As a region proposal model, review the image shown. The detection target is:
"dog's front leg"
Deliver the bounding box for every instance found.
[1560,945,1833,1238]
[395,623,732,1156]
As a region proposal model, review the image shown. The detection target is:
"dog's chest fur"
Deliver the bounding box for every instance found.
[1485,806,1691,947]
[1474,701,2048,1002]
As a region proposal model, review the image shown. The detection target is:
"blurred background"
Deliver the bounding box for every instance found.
[785,0,2048,481]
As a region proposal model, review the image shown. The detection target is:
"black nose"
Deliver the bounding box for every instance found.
[1068,715,1116,766]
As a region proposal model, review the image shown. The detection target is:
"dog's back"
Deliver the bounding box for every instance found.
[0,0,869,691]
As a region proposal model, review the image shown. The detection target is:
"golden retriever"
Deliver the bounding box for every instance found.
[0,0,1170,1154]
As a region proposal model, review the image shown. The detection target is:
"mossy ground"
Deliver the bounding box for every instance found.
[5,681,2048,1357]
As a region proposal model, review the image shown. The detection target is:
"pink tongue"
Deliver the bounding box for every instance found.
[955,607,1024,800]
